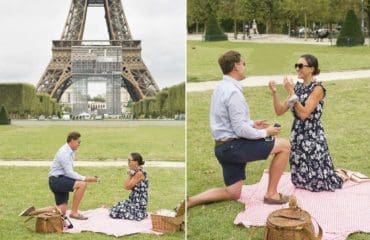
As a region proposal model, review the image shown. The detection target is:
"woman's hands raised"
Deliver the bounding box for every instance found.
[283,76,295,95]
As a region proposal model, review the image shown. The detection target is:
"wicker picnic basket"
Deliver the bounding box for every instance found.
[24,206,64,234]
[264,196,322,240]
[151,201,185,233]
[35,212,64,233]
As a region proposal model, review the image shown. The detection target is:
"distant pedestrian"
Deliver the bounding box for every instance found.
[252,19,259,35]
[244,24,251,39]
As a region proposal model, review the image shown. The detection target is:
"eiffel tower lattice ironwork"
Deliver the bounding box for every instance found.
[36,0,159,102]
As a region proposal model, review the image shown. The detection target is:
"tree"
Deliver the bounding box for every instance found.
[188,0,220,33]
[188,0,207,33]
[337,9,364,46]
[260,0,284,33]
[367,0,370,37]
[218,0,246,39]
[92,95,105,102]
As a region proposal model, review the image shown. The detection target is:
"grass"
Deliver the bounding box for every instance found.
[0,166,184,240]
[187,78,370,240]
[0,125,184,161]
[187,41,370,82]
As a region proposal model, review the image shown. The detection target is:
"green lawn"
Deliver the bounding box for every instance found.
[187,78,370,240]
[0,166,184,239]
[187,41,370,82]
[0,125,184,161]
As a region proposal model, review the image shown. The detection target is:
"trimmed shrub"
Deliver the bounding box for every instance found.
[337,9,364,46]
[146,97,158,118]
[0,83,61,118]
[131,82,185,119]
[204,14,228,41]
[132,101,141,119]
[168,82,185,115]
[36,93,53,116]
[0,105,11,125]
[0,83,38,118]
[156,90,170,117]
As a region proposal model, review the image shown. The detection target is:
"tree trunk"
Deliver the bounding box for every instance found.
[242,20,245,40]
[234,18,237,39]
[304,12,307,41]
[368,0,370,38]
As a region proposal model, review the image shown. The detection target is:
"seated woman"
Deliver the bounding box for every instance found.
[109,152,148,221]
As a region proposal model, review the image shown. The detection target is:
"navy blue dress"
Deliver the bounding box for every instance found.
[109,168,149,220]
[290,81,343,192]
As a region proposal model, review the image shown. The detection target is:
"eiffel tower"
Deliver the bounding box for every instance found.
[36,0,159,109]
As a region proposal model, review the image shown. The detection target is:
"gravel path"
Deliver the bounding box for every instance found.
[0,160,184,168]
[187,69,370,92]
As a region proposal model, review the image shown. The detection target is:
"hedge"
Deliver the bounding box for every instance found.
[0,83,62,118]
[156,90,170,117]
[132,82,185,119]
[0,83,38,117]
[168,82,185,115]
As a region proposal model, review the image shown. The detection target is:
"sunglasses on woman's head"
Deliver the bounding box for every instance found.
[295,63,310,69]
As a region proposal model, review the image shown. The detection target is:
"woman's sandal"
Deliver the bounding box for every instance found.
[336,169,370,183]
[348,171,370,183]
[335,169,350,182]
[69,213,88,220]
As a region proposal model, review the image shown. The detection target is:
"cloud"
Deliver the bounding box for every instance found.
[0,0,185,92]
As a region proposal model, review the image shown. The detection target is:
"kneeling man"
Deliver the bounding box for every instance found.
[48,131,98,220]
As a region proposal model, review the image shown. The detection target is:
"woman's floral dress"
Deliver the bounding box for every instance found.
[290,81,343,192]
[110,168,148,220]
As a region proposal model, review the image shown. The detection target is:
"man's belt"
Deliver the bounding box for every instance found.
[215,138,237,147]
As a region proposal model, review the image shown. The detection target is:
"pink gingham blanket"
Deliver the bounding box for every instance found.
[234,172,370,240]
[65,208,160,236]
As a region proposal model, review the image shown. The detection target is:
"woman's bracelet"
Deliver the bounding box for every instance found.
[127,169,136,176]
[288,94,299,109]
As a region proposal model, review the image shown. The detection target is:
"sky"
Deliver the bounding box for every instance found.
[0,0,185,96]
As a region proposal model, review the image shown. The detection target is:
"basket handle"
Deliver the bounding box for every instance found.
[161,215,184,226]
[301,217,323,240]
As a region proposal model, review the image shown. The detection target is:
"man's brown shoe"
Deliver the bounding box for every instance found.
[263,193,289,205]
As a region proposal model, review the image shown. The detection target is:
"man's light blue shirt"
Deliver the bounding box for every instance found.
[210,75,267,140]
[48,143,85,180]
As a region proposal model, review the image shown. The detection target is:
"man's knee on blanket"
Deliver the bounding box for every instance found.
[226,180,243,200]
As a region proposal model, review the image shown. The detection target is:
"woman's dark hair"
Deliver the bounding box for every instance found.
[301,54,320,75]
[130,152,144,165]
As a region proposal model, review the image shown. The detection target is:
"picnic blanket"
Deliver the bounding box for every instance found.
[65,208,160,237]
[234,171,370,240]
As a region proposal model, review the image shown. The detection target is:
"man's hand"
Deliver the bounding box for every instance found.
[265,125,281,137]
[84,176,99,183]
[253,120,268,129]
